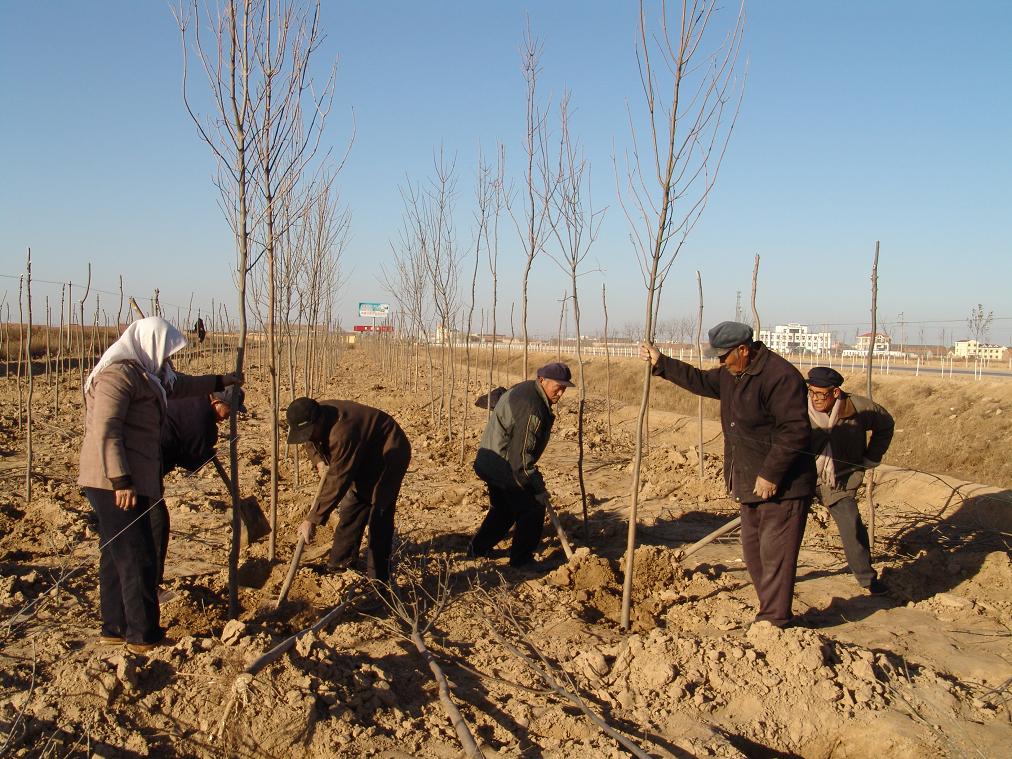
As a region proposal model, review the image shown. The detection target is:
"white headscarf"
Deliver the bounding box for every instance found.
[84,316,187,405]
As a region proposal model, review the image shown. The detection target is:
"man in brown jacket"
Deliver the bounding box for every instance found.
[286,397,411,585]
[641,321,815,628]
[807,367,894,594]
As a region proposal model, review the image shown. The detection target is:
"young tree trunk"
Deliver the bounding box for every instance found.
[25,250,33,503]
[55,284,64,416]
[571,281,589,542]
[77,264,91,405]
[866,242,880,554]
[751,253,761,336]
[16,276,24,432]
[44,297,51,389]
[696,271,705,480]
[602,284,612,441]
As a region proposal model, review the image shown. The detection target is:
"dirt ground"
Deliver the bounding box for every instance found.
[1,347,1010,758]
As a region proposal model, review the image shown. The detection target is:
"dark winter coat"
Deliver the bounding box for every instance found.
[474,379,554,495]
[161,395,218,474]
[810,393,894,506]
[302,401,412,526]
[652,342,815,503]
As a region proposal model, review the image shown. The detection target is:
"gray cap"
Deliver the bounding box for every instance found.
[703,321,754,358]
[212,385,247,413]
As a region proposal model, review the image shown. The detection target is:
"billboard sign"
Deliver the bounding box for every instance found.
[358,302,390,318]
[353,325,393,333]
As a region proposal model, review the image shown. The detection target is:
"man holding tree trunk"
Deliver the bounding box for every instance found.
[468,362,574,568]
[641,321,815,628]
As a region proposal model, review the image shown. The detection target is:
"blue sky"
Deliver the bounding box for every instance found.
[2,1,1010,345]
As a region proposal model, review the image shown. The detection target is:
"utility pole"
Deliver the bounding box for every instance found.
[735,290,742,323]
[898,311,905,354]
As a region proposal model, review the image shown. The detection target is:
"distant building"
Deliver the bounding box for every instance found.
[759,323,832,354]
[854,332,891,353]
[953,340,1007,360]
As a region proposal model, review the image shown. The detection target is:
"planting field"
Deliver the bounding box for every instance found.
[1,345,1010,757]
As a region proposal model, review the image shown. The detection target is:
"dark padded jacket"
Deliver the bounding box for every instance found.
[302,401,411,526]
[161,395,218,474]
[474,380,554,495]
[652,342,815,503]
[810,393,894,506]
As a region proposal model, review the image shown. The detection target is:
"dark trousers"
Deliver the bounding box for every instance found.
[827,495,876,587]
[150,501,170,586]
[470,484,546,565]
[740,497,809,627]
[85,488,162,644]
[327,447,410,584]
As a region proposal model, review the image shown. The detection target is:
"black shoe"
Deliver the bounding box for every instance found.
[466,542,488,560]
[865,578,889,595]
[508,555,536,568]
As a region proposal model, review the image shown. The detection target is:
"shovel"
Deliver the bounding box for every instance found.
[274,472,328,610]
[211,457,271,545]
[545,500,574,560]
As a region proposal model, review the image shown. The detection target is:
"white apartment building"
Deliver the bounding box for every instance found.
[759,323,832,354]
[953,339,1008,360]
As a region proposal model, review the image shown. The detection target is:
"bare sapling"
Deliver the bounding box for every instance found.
[474,585,651,758]
[615,0,745,630]
[866,242,879,553]
[55,284,64,416]
[44,297,51,388]
[506,302,515,388]
[555,293,565,360]
[509,20,557,380]
[376,553,485,759]
[696,271,704,479]
[750,253,761,336]
[115,277,123,336]
[546,93,604,542]
[77,264,91,402]
[25,250,33,503]
[382,197,431,401]
[16,277,24,432]
[176,0,258,618]
[216,579,365,742]
[485,145,507,418]
[1,299,7,395]
[459,150,495,464]
[409,153,461,438]
[602,283,613,440]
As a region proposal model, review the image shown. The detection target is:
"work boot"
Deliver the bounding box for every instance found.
[865,578,889,596]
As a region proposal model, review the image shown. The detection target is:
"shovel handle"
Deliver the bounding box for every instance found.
[275,537,306,610]
[545,502,574,560]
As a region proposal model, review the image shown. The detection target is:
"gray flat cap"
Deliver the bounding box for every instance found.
[703,321,754,358]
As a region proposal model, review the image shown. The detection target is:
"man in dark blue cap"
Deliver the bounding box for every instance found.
[468,362,574,567]
[641,321,815,628]
[286,396,411,585]
[806,367,894,595]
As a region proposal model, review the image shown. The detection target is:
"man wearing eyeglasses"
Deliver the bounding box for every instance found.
[806,367,894,595]
[641,321,815,628]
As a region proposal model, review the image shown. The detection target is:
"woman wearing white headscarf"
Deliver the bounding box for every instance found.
[78,316,242,652]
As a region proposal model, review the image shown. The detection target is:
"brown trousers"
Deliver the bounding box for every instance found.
[740,497,810,627]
